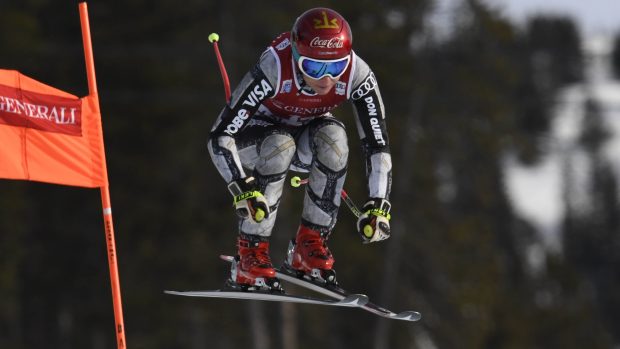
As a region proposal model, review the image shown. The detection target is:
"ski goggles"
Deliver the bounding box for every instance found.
[297,55,351,80]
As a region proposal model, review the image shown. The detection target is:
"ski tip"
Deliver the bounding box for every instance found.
[393,311,422,321]
[219,255,235,262]
[164,290,182,296]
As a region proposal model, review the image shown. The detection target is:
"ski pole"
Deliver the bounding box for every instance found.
[208,33,265,221]
[208,33,231,101]
[291,176,375,238]
[290,176,364,219]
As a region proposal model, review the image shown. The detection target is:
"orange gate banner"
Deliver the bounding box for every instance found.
[0,69,107,188]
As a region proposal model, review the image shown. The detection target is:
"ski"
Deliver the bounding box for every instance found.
[276,266,422,322]
[219,254,421,321]
[164,289,368,307]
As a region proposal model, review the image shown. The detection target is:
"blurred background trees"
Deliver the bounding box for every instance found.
[613,35,620,79]
[1,0,619,348]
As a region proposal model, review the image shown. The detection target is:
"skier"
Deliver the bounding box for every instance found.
[208,7,392,292]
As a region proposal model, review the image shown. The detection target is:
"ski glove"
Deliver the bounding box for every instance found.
[227,176,270,223]
[356,198,391,243]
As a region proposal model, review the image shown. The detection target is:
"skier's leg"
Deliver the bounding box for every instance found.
[239,130,296,236]
[286,118,349,281]
[233,125,296,289]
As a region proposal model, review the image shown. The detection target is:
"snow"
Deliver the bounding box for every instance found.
[505,155,563,232]
[505,34,620,250]
[424,1,620,252]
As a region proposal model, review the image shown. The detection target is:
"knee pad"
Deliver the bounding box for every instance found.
[313,123,349,171]
[256,133,296,176]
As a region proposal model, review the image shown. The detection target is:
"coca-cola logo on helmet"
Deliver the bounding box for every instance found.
[309,37,344,49]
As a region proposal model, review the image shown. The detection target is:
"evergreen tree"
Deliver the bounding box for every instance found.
[526,16,583,91]
[612,33,620,80]
[562,97,620,346]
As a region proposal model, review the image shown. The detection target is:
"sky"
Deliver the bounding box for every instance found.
[490,0,620,35]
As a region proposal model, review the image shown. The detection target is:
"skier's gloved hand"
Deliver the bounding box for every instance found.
[356,198,391,243]
[227,176,270,223]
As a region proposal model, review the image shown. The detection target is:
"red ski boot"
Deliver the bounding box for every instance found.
[284,225,338,285]
[228,234,283,292]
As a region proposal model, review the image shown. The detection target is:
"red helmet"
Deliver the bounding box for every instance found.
[291,8,353,60]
